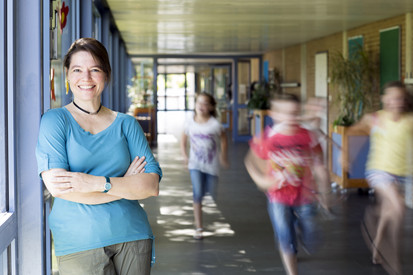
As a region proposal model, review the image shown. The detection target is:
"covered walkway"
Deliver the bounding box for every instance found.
[144,136,413,275]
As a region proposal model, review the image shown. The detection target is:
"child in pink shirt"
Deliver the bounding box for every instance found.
[245,93,329,275]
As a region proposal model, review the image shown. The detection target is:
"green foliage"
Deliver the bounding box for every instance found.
[127,75,153,109]
[330,45,378,126]
[247,82,279,110]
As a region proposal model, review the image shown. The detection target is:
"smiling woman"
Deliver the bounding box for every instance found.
[36,38,162,275]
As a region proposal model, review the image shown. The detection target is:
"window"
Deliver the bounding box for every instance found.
[0,1,17,274]
[92,4,101,40]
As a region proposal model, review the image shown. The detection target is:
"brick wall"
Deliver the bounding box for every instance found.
[263,13,412,126]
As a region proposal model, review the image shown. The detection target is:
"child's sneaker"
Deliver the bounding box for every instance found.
[194,228,203,240]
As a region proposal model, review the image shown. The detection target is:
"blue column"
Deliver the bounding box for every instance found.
[119,43,126,112]
[101,9,111,108]
[15,0,44,273]
[80,0,92,38]
[112,32,120,111]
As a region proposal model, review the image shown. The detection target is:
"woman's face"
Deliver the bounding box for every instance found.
[66,51,106,102]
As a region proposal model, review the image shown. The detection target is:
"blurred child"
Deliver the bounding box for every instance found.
[245,93,329,275]
[349,81,413,275]
[181,92,229,240]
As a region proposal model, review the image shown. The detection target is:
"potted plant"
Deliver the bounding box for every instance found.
[247,81,280,137]
[127,75,154,115]
[329,45,379,189]
[127,74,156,144]
[331,44,378,126]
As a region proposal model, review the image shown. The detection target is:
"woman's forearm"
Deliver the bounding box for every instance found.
[42,168,160,204]
[52,173,159,204]
[107,173,160,200]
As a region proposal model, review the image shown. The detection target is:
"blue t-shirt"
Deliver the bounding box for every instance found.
[35,107,162,257]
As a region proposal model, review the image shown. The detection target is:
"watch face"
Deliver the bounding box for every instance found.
[105,182,112,191]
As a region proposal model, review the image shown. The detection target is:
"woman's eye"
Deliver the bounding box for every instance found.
[73,69,81,73]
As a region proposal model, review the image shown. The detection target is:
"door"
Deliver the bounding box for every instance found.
[232,60,251,142]
[212,65,231,129]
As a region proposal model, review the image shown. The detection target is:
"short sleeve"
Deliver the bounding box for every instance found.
[122,115,162,181]
[183,113,193,135]
[35,109,70,178]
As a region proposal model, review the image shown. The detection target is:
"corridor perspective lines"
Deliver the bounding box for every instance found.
[143,134,413,275]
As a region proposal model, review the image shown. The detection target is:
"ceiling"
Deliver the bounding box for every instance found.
[106,0,413,58]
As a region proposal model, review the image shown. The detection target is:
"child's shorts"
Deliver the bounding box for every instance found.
[365,169,407,191]
[267,201,319,255]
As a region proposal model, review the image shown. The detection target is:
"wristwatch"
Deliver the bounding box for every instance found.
[103,176,112,193]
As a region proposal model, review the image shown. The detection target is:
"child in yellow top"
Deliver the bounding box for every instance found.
[349,81,413,275]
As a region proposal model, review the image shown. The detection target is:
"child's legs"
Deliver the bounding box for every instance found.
[294,203,319,254]
[205,173,218,201]
[365,170,405,273]
[267,201,298,275]
[267,201,297,254]
[189,170,207,229]
[190,169,207,203]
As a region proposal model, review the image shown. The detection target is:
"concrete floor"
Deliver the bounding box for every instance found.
[143,135,413,275]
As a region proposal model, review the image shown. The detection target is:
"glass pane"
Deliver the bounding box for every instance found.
[92,4,101,40]
[50,0,67,109]
[129,59,154,114]
[0,246,8,275]
[213,67,231,126]
[199,69,211,93]
[238,61,250,104]
[157,74,166,110]
[237,108,250,135]
[0,1,6,214]
[186,73,195,110]
[164,74,186,110]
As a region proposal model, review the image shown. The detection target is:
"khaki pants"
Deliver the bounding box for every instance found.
[57,239,152,275]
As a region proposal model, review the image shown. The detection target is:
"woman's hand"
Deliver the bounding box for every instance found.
[41,169,103,196]
[124,156,147,176]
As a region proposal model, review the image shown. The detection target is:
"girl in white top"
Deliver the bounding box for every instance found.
[181,92,229,239]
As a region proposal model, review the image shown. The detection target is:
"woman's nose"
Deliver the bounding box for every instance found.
[81,71,92,79]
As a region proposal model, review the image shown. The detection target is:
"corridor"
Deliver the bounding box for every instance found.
[143,135,413,275]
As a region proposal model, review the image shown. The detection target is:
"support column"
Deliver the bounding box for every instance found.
[300,44,307,102]
[406,12,412,79]
[342,31,348,59]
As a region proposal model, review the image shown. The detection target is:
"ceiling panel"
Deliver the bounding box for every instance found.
[106,0,413,56]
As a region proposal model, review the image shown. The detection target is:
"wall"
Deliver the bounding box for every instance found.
[306,32,342,124]
[263,13,413,127]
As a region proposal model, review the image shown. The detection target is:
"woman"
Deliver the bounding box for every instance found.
[36,38,162,275]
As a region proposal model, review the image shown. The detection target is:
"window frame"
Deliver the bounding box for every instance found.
[0,0,17,273]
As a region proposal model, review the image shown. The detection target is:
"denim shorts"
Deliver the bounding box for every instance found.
[365,170,408,194]
[267,201,319,254]
[189,169,218,203]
